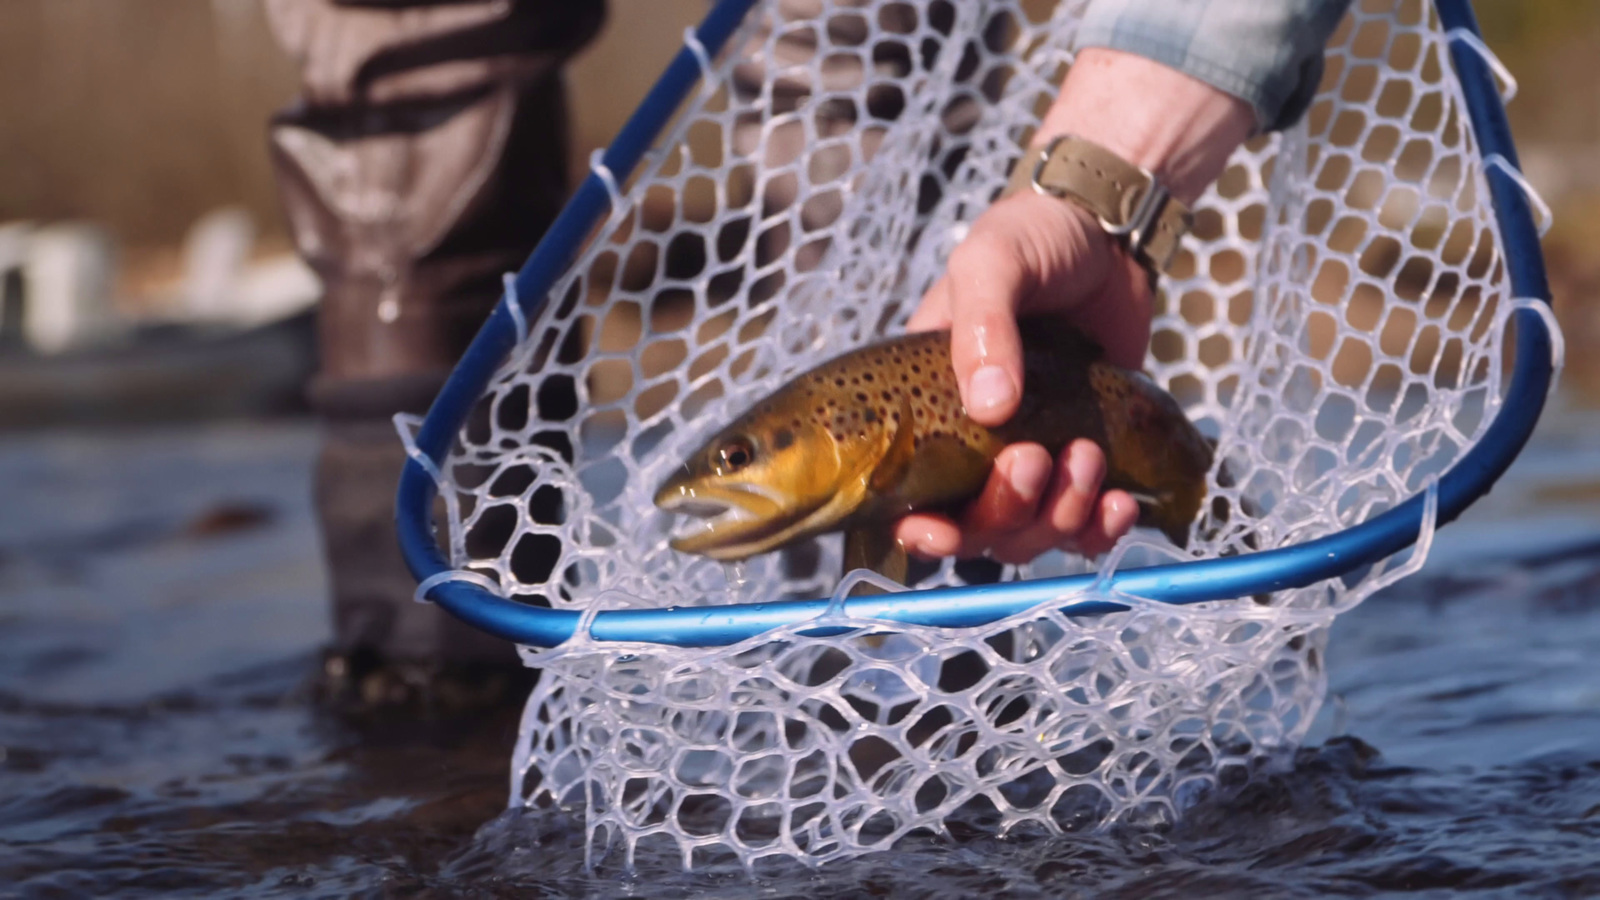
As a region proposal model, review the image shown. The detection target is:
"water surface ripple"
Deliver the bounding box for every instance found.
[2,412,1599,898]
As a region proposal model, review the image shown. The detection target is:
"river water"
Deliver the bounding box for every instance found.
[3,402,1599,898]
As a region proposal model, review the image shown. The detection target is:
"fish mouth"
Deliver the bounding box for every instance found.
[654,479,828,560]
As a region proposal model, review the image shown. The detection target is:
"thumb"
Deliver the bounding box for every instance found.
[945,232,1028,427]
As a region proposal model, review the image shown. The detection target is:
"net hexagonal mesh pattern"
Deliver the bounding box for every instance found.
[406,0,1544,868]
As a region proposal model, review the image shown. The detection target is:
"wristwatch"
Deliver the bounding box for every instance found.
[1002,135,1192,282]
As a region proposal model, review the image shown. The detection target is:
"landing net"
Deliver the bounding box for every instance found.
[397,0,1558,868]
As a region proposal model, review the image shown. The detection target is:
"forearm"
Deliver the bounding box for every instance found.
[1033,47,1255,207]
[1037,0,1356,205]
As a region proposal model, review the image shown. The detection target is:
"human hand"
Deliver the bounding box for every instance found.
[895,192,1151,563]
[893,47,1254,566]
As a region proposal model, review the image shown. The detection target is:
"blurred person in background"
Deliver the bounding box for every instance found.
[266,0,604,703]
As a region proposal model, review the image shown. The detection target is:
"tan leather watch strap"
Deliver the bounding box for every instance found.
[1002,135,1192,278]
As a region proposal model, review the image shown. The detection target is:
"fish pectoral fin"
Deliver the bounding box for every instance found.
[867,392,918,495]
[895,435,993,504]
[843,526,908,595]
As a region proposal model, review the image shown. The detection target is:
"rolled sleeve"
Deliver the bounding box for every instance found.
[1076,0,1354,133]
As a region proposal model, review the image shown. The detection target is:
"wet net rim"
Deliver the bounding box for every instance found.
[396,0,1554,650]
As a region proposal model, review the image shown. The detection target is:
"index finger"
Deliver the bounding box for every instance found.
[946,232,1027,427]
[906,277,952,333]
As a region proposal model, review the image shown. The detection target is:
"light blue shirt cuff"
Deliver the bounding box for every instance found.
[1076,0,1354,133]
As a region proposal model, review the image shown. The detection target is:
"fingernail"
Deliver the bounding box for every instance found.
[1007,451,1051,504]
[910,526,956,559]
[1068,443,1102,491]
[968,365,1016,413]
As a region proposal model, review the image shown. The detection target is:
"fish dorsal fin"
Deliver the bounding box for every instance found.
[868,391,917,494]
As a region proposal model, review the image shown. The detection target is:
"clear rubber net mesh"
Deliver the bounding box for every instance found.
[405,0,1539,869]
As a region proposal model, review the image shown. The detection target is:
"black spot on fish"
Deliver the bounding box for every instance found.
[855,392,868,403]
[863,409,877,424]
[774,428,795,449]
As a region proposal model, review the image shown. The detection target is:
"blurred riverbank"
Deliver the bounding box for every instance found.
[0,2,1593,432]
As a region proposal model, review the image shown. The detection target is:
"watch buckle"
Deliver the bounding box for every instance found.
[1028,134,1173,266]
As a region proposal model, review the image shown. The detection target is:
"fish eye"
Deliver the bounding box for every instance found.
[714,437,757,474]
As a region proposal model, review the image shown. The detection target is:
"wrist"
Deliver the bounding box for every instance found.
[998,191,1149,302]
[1035,48,1253,206]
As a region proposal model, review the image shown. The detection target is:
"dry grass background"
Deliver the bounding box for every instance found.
[0,0,1594,396]
[0,1,702,276]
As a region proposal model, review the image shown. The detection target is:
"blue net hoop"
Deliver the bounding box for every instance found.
[395,0,1553,650]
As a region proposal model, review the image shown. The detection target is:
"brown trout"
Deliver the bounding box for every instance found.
[654,319,1213,583]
